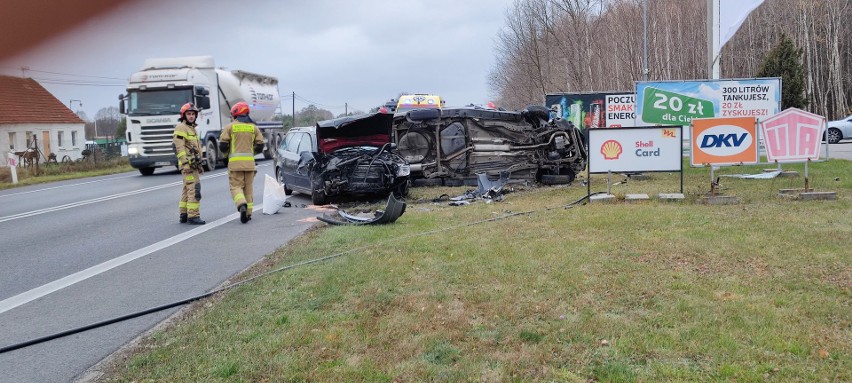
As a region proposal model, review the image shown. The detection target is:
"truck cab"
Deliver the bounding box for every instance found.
[120,56,282,175]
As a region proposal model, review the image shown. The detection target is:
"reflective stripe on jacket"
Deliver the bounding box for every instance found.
[220,122,263,171]
[173,122,201,168]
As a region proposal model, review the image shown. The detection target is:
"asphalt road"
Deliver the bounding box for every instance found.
[824,140,852,161]
[0,159,323,382]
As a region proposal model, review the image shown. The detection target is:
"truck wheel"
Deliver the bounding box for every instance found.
[138,167,155,176]
[204,140,218,171]
[263,143,274,160]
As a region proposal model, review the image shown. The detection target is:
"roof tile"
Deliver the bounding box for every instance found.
[0,75,85,124]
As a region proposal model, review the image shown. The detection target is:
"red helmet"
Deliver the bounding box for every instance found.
[180,103,199,118]
[230,101,250,117]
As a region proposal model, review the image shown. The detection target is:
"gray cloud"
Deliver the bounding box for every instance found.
[1,0,513,118]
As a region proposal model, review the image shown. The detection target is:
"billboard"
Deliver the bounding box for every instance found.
[635,78,781,126]
[545,92,636,129]
[588,126,682,173]
[691,117,758,166]
[760,108,825,162]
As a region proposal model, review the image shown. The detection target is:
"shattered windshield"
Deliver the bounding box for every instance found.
[127,88,193,116]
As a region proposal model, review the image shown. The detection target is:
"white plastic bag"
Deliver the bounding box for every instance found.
[262,174,288,215]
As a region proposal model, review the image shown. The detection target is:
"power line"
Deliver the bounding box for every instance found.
[25,68,127,81]
[292,93,345,109]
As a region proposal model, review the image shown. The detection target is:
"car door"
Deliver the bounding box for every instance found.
[278,132,304,190]
[292,131,315,190]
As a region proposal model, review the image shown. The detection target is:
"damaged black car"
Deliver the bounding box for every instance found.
[392,105,587,185]
[275,112,410,205]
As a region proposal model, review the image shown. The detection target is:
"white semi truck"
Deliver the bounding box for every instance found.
[120,56,283,175]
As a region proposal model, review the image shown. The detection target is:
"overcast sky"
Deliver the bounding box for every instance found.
[0,0,515,119]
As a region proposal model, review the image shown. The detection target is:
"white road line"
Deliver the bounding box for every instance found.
[0,172,229,224]
[0,174,138,198]
[0,205,261,315]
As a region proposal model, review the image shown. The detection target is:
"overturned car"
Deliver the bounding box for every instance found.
[392,105,587,185]
[275,112,410,205]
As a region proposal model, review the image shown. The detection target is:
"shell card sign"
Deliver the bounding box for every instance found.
[588,126,683,173]
[760,108,825,162]
[691,116,758,166]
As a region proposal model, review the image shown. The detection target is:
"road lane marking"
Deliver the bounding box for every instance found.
[0,174,138,198]
[0,171,231,224]
[0,205,261,315]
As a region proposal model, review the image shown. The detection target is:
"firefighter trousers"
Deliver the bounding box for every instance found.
[179,169,201,218]
[229,170,256,215]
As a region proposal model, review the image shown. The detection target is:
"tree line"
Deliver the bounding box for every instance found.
[489,0,851,119]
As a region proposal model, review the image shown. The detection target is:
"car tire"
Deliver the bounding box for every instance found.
[138,167,155,176]
[204,140,218,171]
[311,189,327,205]
[827,128,842,144]
[406,108,441,121]
[413,178,444,187]
[540,169,575,185]
[276,167,293,195]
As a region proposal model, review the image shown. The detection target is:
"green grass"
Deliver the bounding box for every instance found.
[0,157,134,189]
[103,159,850,382]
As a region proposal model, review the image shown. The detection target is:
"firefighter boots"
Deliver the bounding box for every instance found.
[179,213,188,224]
[238,203,249,224]
[186,217,206,225]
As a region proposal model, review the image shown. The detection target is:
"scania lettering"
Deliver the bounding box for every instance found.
[120,56,283,175]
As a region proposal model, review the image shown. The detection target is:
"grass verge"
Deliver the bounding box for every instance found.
[102,159,850,382]
[0,157,134,190]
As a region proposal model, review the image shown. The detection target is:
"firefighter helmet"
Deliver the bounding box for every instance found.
[230,101,250,117]
[180,103,199,119]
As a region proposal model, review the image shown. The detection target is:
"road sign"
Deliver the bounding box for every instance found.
[760,108,825,162]
[691,117,758,166]
[641,87,714,125]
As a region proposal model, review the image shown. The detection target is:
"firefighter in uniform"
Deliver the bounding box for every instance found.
[219,101,264,223]
[173,103,206,225]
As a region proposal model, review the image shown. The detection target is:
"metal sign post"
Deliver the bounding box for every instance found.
[7,153,18,184]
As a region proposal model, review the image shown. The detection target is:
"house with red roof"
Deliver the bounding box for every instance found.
[0,75,86,165]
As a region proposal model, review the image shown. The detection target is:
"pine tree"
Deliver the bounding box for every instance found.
[757,33,808,110]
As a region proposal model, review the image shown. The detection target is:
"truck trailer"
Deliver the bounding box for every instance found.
[120,56,283,175]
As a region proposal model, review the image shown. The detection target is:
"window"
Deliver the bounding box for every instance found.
[25,131,33,148]
[58,131,64,147]
[297,133,313,154]
[8,132,15,150]
[71,131,78,147]
[285,133,303,153]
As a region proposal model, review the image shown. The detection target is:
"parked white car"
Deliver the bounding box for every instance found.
[826,114,852,144]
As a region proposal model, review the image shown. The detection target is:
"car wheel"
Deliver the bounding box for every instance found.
[827,128,842,144]
[311,188,327,205]
[540,169,575,185]
[138,167,155,176]
[276,167,293,195]
[204,140,218,171]
[413,178,444,187]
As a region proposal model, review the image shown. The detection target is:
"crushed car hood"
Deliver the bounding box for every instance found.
[316,112,393,153]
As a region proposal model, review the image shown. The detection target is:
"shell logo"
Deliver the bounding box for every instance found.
[600,140,623,160]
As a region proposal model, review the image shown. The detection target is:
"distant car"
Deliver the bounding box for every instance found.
[825,114,852,144]
[274,113,410,205]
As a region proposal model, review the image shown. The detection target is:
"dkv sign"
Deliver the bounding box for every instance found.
[691,117,758,165]
[760,108,825,162]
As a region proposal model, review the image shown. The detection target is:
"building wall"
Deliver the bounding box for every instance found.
[1,123,86,165]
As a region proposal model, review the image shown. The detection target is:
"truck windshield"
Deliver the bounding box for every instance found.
[127,88,193,116]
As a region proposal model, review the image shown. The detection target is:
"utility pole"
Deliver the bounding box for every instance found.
[643,0,648,81]
[20,66,29,78]
[292,91,295,128]
[345,102,348,116]
[707,0,720,79]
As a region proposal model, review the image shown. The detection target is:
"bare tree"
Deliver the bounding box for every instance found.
[490,0,852,118]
